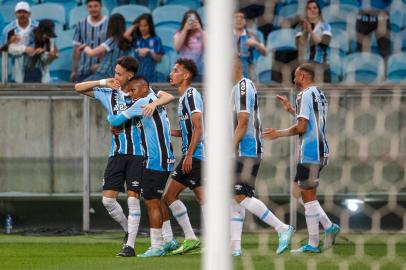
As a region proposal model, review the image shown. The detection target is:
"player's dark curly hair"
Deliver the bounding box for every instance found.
[176,58,197,80]
[116,56,139,76]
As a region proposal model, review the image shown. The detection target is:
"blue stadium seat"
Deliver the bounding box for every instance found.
[1,0,34,5]
[68,6,109,29]
[50,47,73,82]
[155,26,177,52]
[256,54,274,84]
[329,52,343,84]
[266,29,296,52]
[55,29,75,50]
[322,4,358,31]
[342,52,385,84]
[274,3,300,27]
[152,5,189,29]
[0,5,16,24]
[31,3,66,29]
[330,29,350,57]
[389,2,406,33]
[111,4,150,27]
[391,29,406,53]
[165,0,201,10]
[386,52,406,82]
[155,49,177,82]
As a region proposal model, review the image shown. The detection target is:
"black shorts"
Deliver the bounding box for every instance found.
[234,157,261,197]
[171,157,202,190]
[141,169,170,200]
[294,162,326,189]
[103,155,143,193]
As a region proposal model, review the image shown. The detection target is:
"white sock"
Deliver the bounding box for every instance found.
[304,200,320,247]
[169,200,197,240]
[150,228,163,248]
[102,197,128,232]
[230,201,245,251]
[162,220,174,243]
[126,197,141,248]
[240,197,289,233]
[315,201,332,230]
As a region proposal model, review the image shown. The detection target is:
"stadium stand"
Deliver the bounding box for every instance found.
[386,52,406,82]
[152,4,189,29]
[164,0,201,10]
[342,52,385,84]
[111,4,150,27]
[68,5,109,29]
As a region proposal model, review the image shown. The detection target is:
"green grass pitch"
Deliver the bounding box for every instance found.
[1,232,405,270]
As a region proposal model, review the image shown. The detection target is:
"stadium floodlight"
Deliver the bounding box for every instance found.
[344,199,364,213]
[204,0,234,270]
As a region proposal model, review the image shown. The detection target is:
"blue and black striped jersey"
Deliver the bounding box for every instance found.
[73,16,108,76]
[296,86,329,164]
[93,87,143,157]
[107,92,175,172]
[232,77,263,158]
[178,87,205,160]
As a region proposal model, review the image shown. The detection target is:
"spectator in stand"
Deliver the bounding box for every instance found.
[71,0,108,82]
[233,10,267,81]
[81,14,132,81]
[355,0,391,59]
[25,19,59,83]
[0,1,38,83]
[296,0,332,83]
[174,10,206,82]
[123,13,164,83]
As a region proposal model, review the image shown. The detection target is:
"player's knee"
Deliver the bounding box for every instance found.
[102,196,117,211]
[163,193,175,205]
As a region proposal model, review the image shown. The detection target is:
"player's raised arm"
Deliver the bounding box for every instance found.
[142,90,176,117]
[276,95,295,116]
[74,78,120,97]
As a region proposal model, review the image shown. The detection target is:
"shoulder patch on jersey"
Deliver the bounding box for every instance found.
[239,80,246,96]
[187,88,194,97]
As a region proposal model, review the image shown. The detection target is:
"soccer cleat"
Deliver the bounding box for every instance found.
[324,223,340,249]
[231,250,242,257]
[116,245,135,257]
[276,225,295,255]
[162,239,179,252]
[137,247,166,257]
[291,244,321,253]
[122,232,128,247]
[170,239,201,255]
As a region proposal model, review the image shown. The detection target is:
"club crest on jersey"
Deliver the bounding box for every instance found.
[239,80,246,96]
[187,90,193,97]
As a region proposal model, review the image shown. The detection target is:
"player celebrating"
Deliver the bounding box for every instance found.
[231,57,294,256]
[74,56,174,257]
[263,63,340,253]
[162,58,204,255]
[107,76,175,257]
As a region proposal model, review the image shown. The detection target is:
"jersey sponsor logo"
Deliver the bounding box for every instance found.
[113,103,129,112]
[167,158,176,164]
[239,80,246,96]
[180,113,189,121]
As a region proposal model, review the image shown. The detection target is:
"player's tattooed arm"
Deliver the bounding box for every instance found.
[276,95,295,116]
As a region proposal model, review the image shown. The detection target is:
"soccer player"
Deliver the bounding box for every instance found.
[74,56,174,257]
[162,58,204,255]
[263,63,340,253]
[71,0,108,82]
[107,76,175,257]
[231,56,294,256]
